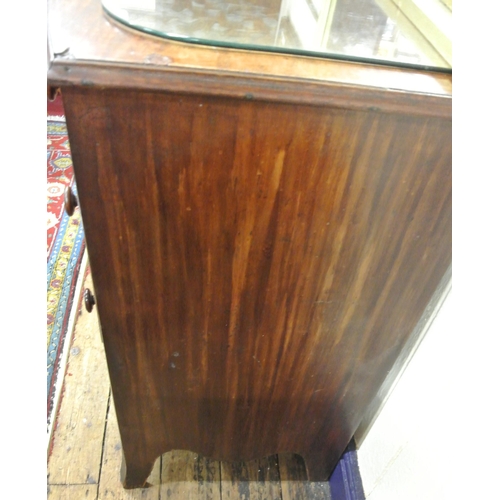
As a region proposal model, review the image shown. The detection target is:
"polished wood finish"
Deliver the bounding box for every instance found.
[48,272,329,498]
[48,0,451,489]
[61,85,451,487]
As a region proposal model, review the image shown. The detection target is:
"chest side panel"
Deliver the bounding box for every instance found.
[62,86,451,475]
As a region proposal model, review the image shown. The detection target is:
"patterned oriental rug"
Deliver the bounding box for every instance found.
[47,111,86,432]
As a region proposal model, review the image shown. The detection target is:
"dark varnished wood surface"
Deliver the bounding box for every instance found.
[49,0,452,487]
[62,85,451,486]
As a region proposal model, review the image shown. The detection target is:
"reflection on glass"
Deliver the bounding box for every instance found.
[102,0,451,70]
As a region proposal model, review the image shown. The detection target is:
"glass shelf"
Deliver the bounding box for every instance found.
[102,0,451,72]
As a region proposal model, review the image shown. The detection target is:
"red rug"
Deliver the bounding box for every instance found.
[47,95,86,430]
[47,92,65,118]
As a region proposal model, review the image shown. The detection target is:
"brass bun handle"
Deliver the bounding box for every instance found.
[64,186,79,217]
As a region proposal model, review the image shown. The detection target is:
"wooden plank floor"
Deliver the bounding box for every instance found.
[47,272,332,500]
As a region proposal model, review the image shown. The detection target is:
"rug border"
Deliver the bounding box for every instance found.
[47,115,65,122]
[47,118,86,423]
[47,212,86,403]
[47,251,88,449]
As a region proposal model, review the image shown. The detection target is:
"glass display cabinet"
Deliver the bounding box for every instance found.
[47,0,451,488]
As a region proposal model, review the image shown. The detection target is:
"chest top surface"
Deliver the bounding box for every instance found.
[48,0,451,118]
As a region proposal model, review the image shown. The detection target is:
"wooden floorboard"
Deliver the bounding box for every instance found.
[98,398,162,500]
[160,450,220,499]
[48,274,109,486]
[279,454,331,500]
[47,271,332,500]
[220,455,282,500]
[48,484,99,500]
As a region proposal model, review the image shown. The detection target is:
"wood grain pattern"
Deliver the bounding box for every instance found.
[61,84,451,487]
[48,269,330,497]
[47,276,109,486]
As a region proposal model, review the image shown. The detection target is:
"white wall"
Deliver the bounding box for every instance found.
[357,5,500,499]
[358,290,456,499]
[357,280,500,499]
